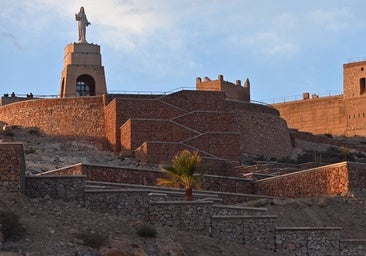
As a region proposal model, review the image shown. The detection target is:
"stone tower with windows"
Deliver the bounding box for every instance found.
[343,60,366,99]
[59,43,107,97]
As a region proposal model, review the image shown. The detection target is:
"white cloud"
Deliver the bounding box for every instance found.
[308,8,353,32]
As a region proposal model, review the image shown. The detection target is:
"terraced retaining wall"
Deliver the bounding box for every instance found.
[0,143,25,192]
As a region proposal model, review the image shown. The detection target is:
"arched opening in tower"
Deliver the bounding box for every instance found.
[76,74,96,96]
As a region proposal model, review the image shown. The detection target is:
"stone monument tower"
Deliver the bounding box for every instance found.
[59,7,107,98]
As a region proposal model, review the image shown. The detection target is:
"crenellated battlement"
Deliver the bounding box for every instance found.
[196,74,250,102]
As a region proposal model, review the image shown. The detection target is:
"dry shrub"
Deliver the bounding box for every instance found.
[76,230,109,249]
[0,210,25,241]
[136,224,157,238]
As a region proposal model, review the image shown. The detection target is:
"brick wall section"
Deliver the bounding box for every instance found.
[160,90,227,111]
[0,143,25,192]
[173,111,235,133]
[114,97,186,126]
[184,133,241,161]
[104,99,118,151]
[275,227,341,256]
[135,142,189,164]
[120,119,200,156]
[108,97,186,151]
[253,162,349,198]
[0,96,105,138]
[104,94,160,105]
[226,101,292,159]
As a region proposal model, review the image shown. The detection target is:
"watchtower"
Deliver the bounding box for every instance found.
[343,60,366,99]
[59,43,107,98]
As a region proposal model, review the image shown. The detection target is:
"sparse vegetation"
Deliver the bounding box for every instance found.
[324,133,333,138]
[0,210,25,241]
[136,224,157,238]
[76,230,109,249]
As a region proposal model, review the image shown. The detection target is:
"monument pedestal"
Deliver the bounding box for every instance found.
[59,43,107,97]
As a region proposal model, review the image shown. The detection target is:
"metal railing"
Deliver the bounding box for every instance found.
[259,90,343,104]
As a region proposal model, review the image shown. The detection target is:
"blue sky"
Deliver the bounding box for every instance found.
[1,1,366,102]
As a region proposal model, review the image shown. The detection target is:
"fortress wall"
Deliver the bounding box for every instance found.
[223,100,292,158]
[104,94,160,105]
[160,90,227,111]
[253,162,349,198]
[184,133,241,161]
[120,119,199,156]
[173,111,235,133]
[344,97,366,136]
[0,143,25,192]
[0,96,105,138]
[231,109,293,159]
[104,99,119,151]
[221,82,250,101]
[273,96,347,135]
[109,97,186,151]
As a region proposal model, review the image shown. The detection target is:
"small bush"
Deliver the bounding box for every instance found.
[0,210,25,241]
[136,224,157,238]
[77,231,108,249]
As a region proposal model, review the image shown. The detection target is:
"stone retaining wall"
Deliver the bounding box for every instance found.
[275,227,341,256]
[211,205,267,216]
[40,163,253,194]
[25,175,85,201]
[0,143,25,192]
[0,96,105,138]
[340,239,366,256]
[211,215,276,250]
[148,201,213,236]
[203,175,253,193]
[83,189,150,218]
[253,162,349,198]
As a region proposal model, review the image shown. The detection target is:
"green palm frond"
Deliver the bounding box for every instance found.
[157,150,202,190]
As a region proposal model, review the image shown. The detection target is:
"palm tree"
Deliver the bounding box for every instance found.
[157,150,203,201]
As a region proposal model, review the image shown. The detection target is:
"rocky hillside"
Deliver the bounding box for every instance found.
[1,125,366,255]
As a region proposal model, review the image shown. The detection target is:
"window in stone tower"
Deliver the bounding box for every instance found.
[76,74,96,96]
[360,78,366,95]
